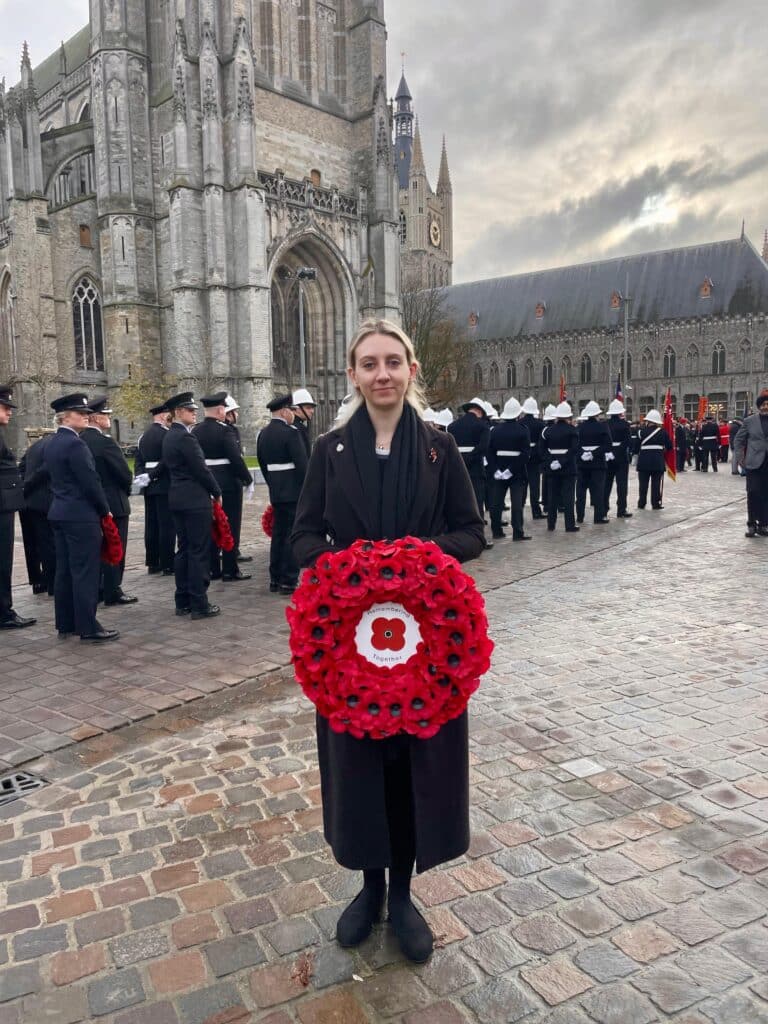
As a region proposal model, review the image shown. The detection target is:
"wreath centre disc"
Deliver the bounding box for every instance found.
[354,603,422,668]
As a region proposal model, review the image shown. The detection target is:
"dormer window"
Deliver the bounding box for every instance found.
[700,277,713,299]
[468,311,479,328]
[535,302,546,319]
[610,290,622,309]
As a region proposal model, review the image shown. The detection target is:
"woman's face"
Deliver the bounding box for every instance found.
[348,332,417,411]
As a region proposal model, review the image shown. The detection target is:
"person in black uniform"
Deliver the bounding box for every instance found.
[576,401,611,525]
[448,397,492,548]
[224,395,252,565]
[521,397,544,518]
[162,392,223,620]
[604,399,633,518]
[135,402,175,575]
[699,415,720,472]
[540,401,579,532]
[43,393,118,642]
[193,392,253,582]
[488,397,531,540]
[635,409,673,509]
[674,419,688,473]
[0,386,36,629]
[80,397,136,606]
[292,388,317,459]
[256,394,308,594]
[19,433,56,595]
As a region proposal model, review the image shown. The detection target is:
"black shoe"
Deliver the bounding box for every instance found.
[80,629,120,643]
[162,569,175,576]
[236,554,253,563]
[57,630,75,639]
[637,504,646,510]
[617,512,633,518]
[484,540,494,550]
[269,582,280,593]
[222,572,252,582]
[565,526,580,532]
[491,530,506,539]
[576,517,584,524]
[388,899,433,964]
[0,612,36,629]
[652,505,664,510]
[191,605,221,620]
[746,525,757,537]
[500,520,509,527]
[594,518,610,525]
[547,525,556,532]
[32,583,47,594]
[147,567,162,575]
[104,594,138,606]
[278,584,296,595]
[175,607,191,616]
[758,527,768,537]
[531,512,545,520]
[513,534,532,541]
[336,886,386,948]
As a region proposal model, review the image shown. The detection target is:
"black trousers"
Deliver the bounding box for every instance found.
[491,479,526,536]
[173,507,212,613]
[525,464,542,514]
[676,447,687,473]
[546,474,576,529]
[270,502,298,587]
[746,460,768,526]
[637,471,663,508]
[604,462,629,515]
[0,510,14,620]
[102,514,129,602]
[52,520,102,636]
[576,467,606,522]
[210,489,241,577]
[144,492,175,572]
[701,447,718,471]
[469,472,485,518]
[19,509,56,593]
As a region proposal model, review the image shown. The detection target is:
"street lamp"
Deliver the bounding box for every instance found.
[297,267,317,388]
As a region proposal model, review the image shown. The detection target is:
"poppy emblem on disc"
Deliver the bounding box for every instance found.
[371,617,406,652]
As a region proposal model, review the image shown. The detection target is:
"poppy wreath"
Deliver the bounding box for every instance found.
[261,504,275,538]
[286,536,493,740]
[100,515,124,566]
[211,500,235,552]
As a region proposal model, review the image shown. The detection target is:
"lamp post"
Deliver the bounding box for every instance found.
[297,267,317,388]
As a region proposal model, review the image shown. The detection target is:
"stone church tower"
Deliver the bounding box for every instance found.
[394,71,452,290]
[0,0,401,444]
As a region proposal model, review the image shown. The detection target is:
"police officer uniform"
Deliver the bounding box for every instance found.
[193,392,253,581]
[19,434,56,595]
[699,417,720,472]
[135,402,176,575]
[488,398,531,539]
[256,394,308,593]
[43,393,117,642]
[604,403,633,518]
[162,392,223,619]
[539,403,579,532]
[576,403,612,524]
[635,410,673,509]
[0,386,36,628]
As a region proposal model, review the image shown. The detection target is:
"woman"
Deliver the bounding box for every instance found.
[291,320,485,963]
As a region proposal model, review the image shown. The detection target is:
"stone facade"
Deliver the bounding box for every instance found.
[0,0,401,445]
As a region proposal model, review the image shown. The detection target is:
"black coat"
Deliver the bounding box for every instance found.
[488,420,531,481]
[577,418,612,468]
[607,417,633,465]
[699,420,720,449]
[539,421,579,476]
[80,427,133,517]
[43,427,109,522]
[0,428,24,513]
[192,418,253,492]
[291,416,485,873]
[635,424,673,473]
[522,414,544,464]
[256,419,308,505]
[20,436,53,514]
[447,412,490,478]
[136,422,170,495]
[162,422,222,512]
[295,418,312,460]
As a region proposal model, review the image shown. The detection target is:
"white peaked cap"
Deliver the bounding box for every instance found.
[555,401,573,418]
[608,399,625,415]
[501,397,522,420]
[422,408,437,423]
[543,404,557,421]
[521,397,539,415]
[436,408,454,427]
[581,400,601,418]
[644,409,663,425]
[292,388,316,405]
[224,395,240,412]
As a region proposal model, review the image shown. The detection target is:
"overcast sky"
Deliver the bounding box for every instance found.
[3,0,766,284]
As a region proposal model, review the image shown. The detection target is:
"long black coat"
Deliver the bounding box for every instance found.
[291,415,485,873]
[135,422,170,495]
[162,422,222,511]
[192,418,253,492]
[80,427,133,517]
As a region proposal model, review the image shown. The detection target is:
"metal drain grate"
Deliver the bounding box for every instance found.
[0,771,48,806]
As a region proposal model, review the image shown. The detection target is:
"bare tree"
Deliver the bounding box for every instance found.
[401,276,471,407]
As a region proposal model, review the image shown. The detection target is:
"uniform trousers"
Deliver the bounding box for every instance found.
[701,447,718,471]
[19,509,56,594]
[694,446,704,471]
[546,475,576,530]
[637,471,663,508]
[52,520,102,636]
[144,492,175,572]
[468,472,485,518]
[746,459,768,527]
[604,462,629,515]
[172,508,212,613]
[525,464,543,514]
[101,515,129,602]
[491,479,526,536]
[676,447,687,473]
[576,467,606,522]
[210,489,241,577]
[0,511,14,620]
[270,502,299,587]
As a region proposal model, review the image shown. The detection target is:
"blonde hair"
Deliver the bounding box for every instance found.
[335,318,428,426]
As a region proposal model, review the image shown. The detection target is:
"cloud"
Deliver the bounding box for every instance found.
[0,0,90,83]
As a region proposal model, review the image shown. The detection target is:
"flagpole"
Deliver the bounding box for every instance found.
[623,270,630,410]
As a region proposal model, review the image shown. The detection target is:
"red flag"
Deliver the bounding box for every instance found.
[559,374,567,403]
[663,387,676,481]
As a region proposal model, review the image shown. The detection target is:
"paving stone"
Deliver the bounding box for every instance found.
[680,857,740,889]
[176,982,248,1024]
[496,880,556,915]
[222,896,277,932]
[234,866,284,896]
[718,842,768,874]
[559,896,622,937]
[540,866,598,899]
[403,1002,470,1024]
[700,993,768,1024]
[656,904,725,945]
[12,924,68,960]
[19,987,88,1023]
[612,921,681,964]
[5,877,54,904]
[452,894,511,933]
[702,887,767,927]
[296,990,369,1024]
[721,926,768,971]
[493,845,551,876]
[585,852,643,884]
[113,1004,179,1024]
[359,968,431,1015]
[419,947,479,995]
[310,943,356,989]
[512,913,576,954]
[598,882,665,921]
[463,979,538,1023]
[463,930,530,975]
[631,965,706,1013]
[130,897,180,929]
[579,983,658,1024]
[574,942,639,982]
[249,962,308,1008]
[675,946,753,992]
[87,968,145,1017]
[74,908,126,946]
[0,964,41,1002]
[263,918,321,955]
[109,928,169,967]
[521,958,593,1005]
[204,933,267,976]
[51,945,107,986]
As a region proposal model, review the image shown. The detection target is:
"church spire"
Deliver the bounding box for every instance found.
[393,65,414,189]
[411,118,426,176]
[763,229,768,263]
[437,135,451,194]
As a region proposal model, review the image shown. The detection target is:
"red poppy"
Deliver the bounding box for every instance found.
[100,516,124,565]
[261,504,275,537]
[371,617,407,652]
[211,501,235,551]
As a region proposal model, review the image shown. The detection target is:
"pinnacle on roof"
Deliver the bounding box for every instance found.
[437,135,451,192]
[395,72,412,102]
[411,118,425,175]
[21,41,31,70]
[763,229,768,263]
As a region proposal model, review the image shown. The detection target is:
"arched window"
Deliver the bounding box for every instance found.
[663,346,676,378]
[686,344,699,375]
[489,361,500,389]
[740,339,751,372]
[641,348,654,378]
[398,211,407,245]
[542,357,553,387]
[580,352,592,384]
[561,355,571,382]
[638,395,655,417]
[78,102,91,122]
[473,364,483,388]
[620,352,632,379]
[599,351,609,381]
[524,359,534,388]
[506,361,516,388]
[711,341,725,375]
[0,273,17,375]
[72,276,105,372]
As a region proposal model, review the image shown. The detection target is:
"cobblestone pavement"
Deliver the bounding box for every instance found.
[2,469,768,1023]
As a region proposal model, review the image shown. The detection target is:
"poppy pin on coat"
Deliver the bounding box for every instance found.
[429,447,438,463]
[336,443,344,452]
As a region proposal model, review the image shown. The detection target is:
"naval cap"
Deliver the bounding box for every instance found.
[267,393,293,413]
[200,391,228,408]
[165,392,198,411]
[51,393,93,414]
[0,385,17,409]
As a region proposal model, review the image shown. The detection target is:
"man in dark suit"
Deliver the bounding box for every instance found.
[256,394,308,594]
[135,402,175,575]
[19,433,56,595]
[43,393,118,642]
[0,385,36,629]
[162,392,223,620]
[734,391,768,537]
[193,392,253,582]
[81,397,137,606]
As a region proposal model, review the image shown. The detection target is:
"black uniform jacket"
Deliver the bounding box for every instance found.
[20,436,53,514]
[539,421,579,475]
[256,419,308,505]
[635,424,673,473]
[0,428,24,513]
[295,419,312,460]
[192,418,253,493]
[291,418,485,874]
[135,423,170,495]
[577,418,612,469]
[607,417,633,465]
[447,412,490,478]
[522,414,544,464]
[699,420,720,448]
[43,427,109,522]
[162,422,222,512]
[487,420,531,481]
[80,427,133,517]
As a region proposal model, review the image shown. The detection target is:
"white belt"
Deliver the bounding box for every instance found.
[549,449,568,454]
[144,461,159,469]
[642,445,663,450]
[529,442,537,447]
[611,442,621,447]
[205,459,231,466]
[267,462,296,471]
[458,446,475,453]
[497,451,522,457]
[582,446,598,451]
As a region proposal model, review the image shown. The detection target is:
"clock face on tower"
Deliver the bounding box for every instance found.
[429,220,441,248]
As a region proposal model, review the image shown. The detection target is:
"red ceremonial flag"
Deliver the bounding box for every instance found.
[663,386,676,482]
[559,374,567,403]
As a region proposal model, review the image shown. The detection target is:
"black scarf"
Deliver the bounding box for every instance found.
[349,402,419,539]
